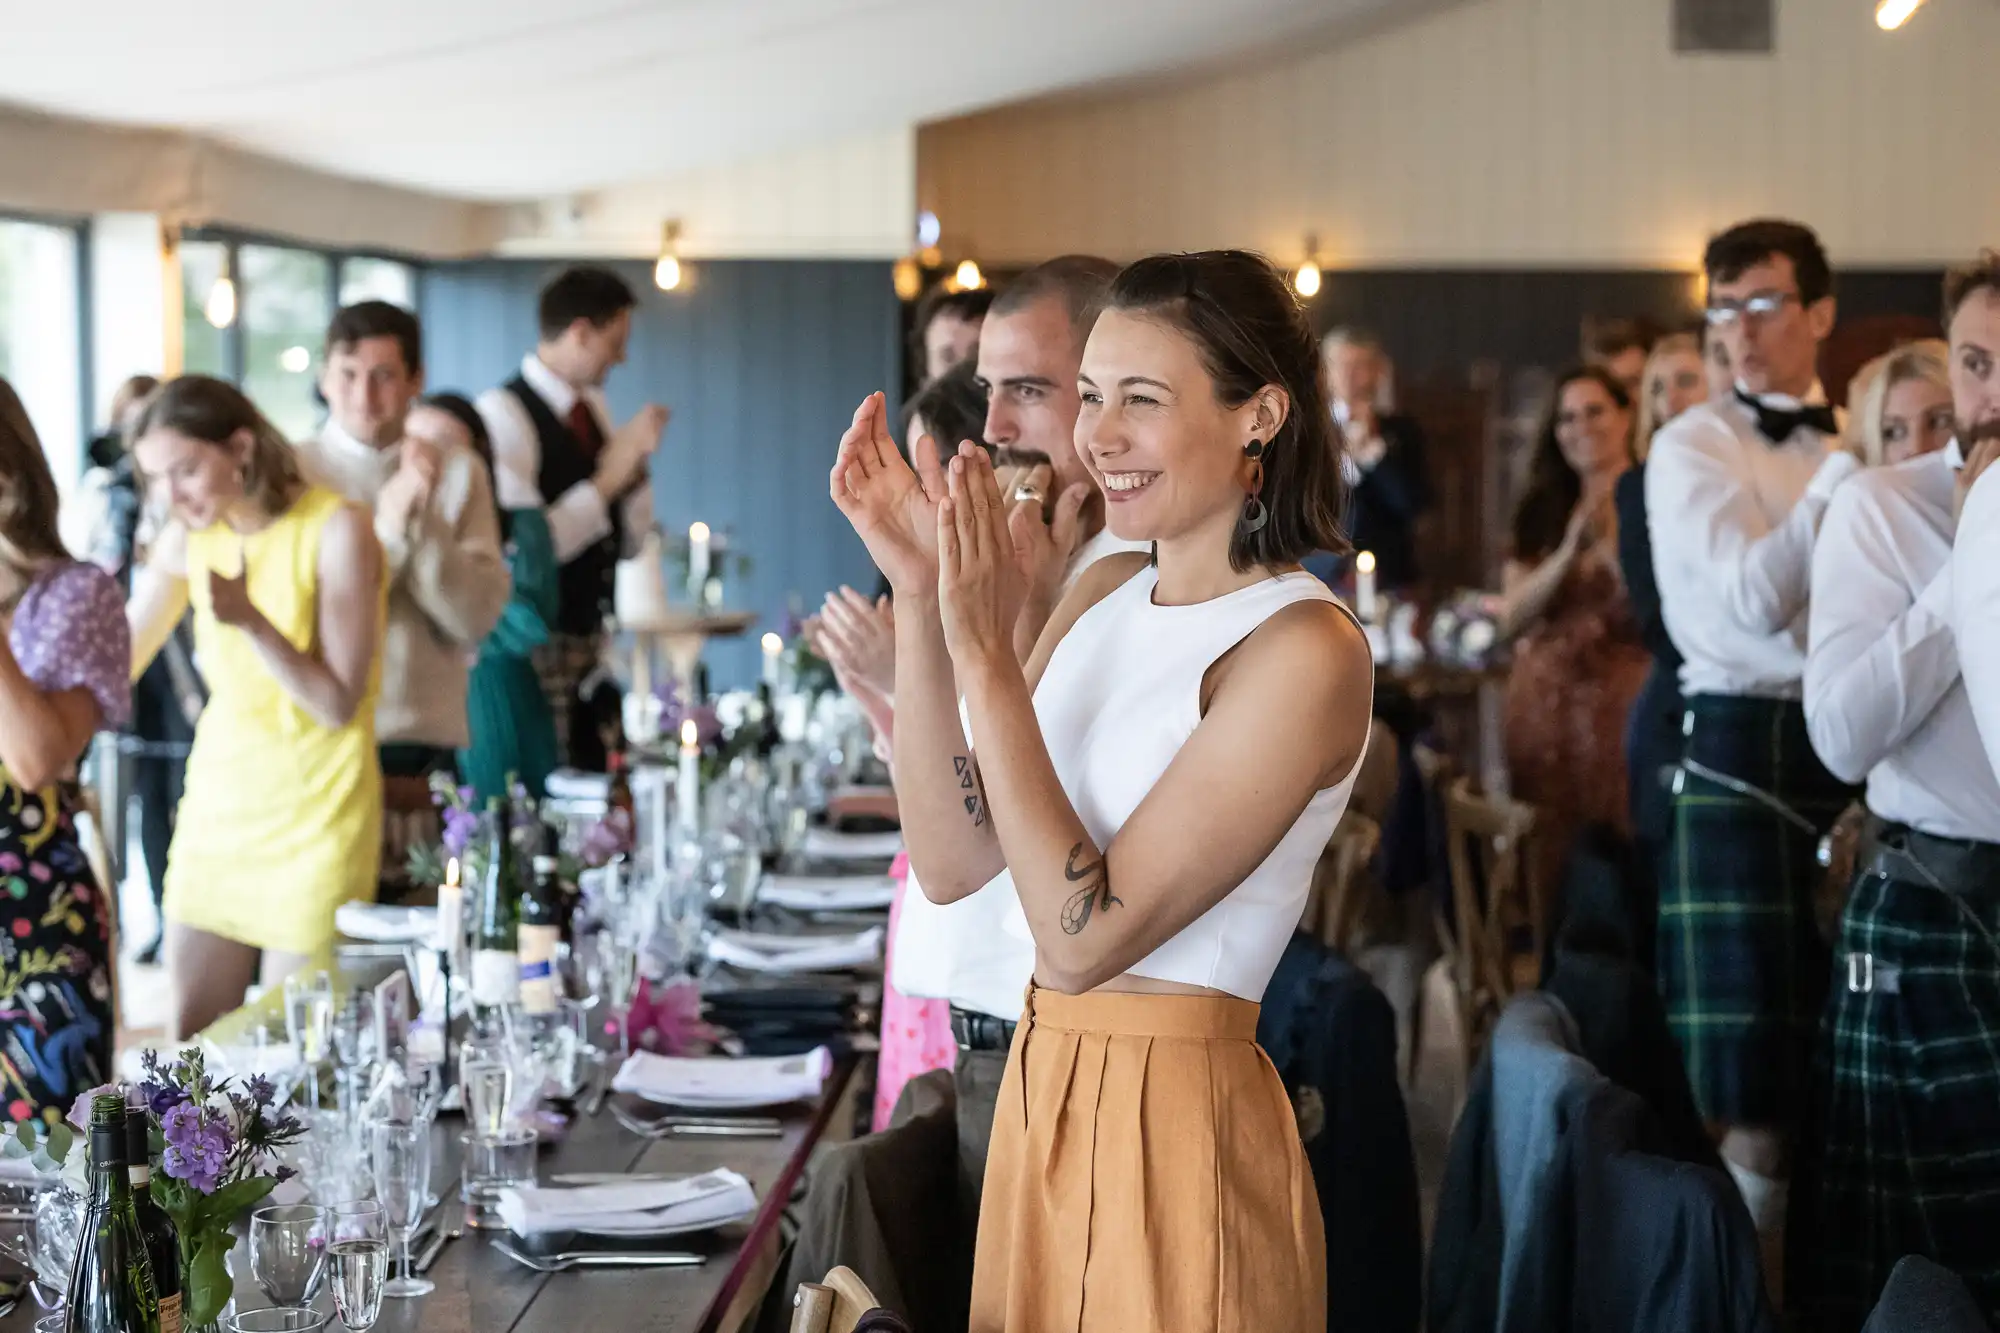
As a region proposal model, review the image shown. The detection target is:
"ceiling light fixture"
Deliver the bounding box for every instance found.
[952,259,984,292]
[654,219,684,291]
[204,251,237,329]
[1875,0,1924,29]
[916,211,941,250]
[1293,235,1323,300]
[279,346,310,374]
[892,257,923,302]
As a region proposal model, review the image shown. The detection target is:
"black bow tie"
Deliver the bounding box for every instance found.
[1736,388,1837,444]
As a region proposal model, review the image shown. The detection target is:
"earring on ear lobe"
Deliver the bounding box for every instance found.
[1245,439,1265,459]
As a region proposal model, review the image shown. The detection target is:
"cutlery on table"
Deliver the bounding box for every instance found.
[580,1056,609,1118]
[491,1240,704,1272]
[415,1219,462,1274]
[548,1171,698,1186]
[608,1104,782,1139]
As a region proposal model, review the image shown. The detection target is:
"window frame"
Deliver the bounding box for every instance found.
[0,207,91,469]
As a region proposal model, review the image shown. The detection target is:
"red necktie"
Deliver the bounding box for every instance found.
[565,401,604,461]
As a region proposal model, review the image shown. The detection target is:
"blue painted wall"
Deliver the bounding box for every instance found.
[419,258,899,690]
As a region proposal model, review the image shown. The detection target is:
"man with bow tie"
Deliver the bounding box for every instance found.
[1789,252,2000,1333]
[1644,218,1861,1261]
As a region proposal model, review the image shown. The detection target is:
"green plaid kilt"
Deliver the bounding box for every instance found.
[1657,695,1853,1128]
[531,631,605,769]
[1790,855,2000,1332]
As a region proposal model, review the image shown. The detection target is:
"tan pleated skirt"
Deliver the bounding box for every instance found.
[969,985,1326,1333]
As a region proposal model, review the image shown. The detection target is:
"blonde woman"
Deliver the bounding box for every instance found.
[0,378,131,1121]
[1845,340,1953,469]
[1633,333,1709,462]
[127,376,385,1038]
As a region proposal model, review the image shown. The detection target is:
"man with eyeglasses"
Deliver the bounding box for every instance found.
[1644,218,1860,1258]
[1788,254,2000,1327]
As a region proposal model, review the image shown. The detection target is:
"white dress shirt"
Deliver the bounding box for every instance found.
[1953,461,2000,785]
[474,354,655,566]
[889,525,1149,1017]
[1806,444,2000,841]
[1646,385,1859,698]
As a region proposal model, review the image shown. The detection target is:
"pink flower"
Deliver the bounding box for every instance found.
[623,979,719,1056]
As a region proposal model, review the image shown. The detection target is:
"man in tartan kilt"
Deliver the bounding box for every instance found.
[1646,219,1861,1250]
[477,267,669,772]
[1790,256,2000,1330]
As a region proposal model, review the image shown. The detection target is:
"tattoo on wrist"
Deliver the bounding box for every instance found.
[953,755,987,828]
[1059,843,1121,935]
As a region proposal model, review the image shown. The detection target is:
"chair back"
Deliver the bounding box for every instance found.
[1304,812,1383,955]
[1440,776,1539,1065]
[790,1266,881,1333]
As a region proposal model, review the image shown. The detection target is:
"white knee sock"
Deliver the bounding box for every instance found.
[1724,1157,1788,1234]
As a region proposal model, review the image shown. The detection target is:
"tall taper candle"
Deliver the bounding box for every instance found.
[677,718,700,833]
[687,521,712,597]
[761,632,783,689]
[1355,549,1379,623]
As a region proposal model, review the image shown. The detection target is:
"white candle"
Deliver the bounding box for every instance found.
[1355,549,1379,623]
[761,632,783,689]
[436,857,463,953]
[677,718,701,832]
[687,521,711,596]
[631,639,653,732]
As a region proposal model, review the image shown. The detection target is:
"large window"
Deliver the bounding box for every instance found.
[180,233,419,442]
[0,217,83,488]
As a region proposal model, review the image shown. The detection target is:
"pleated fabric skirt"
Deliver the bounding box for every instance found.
[969,984,1326,1333]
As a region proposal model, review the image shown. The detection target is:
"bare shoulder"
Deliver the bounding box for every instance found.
[318,501,384,577]
[1235,594,1371,694]
[1212,593,1373,781]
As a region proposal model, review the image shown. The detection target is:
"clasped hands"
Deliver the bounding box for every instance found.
[829,391,1082,670]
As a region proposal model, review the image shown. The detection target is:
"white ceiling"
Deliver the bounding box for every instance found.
[0,0,1418,201]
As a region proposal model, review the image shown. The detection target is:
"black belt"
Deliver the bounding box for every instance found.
[1857,820,2000,900]
[948,1006,1017,1052]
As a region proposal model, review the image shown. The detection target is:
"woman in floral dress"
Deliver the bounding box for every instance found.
[0,378,132,1123]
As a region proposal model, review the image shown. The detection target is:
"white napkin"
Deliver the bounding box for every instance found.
[544,769,612,802]
[497,1168,757,1238]
[611,1047,831,1109]
[800,828,903,861]
[708,926,883,974]
[758,874,896,912]
[335,902,438,943]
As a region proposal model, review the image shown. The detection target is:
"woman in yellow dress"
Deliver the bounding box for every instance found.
[127,377,384,1039]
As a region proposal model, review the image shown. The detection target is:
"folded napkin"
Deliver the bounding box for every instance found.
[335,902,438,944]
[709,926,883,975]
[497,1167,757,1238]
[800,827,903,861]
[758,874,896,912]
[545,769,612,802]
[611,1047,832,1109]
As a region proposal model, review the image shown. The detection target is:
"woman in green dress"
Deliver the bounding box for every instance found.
[408,394,560,800]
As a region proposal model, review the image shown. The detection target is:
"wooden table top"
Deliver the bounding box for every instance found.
[5,947,856,1333]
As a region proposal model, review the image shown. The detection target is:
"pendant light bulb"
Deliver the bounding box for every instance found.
[1293,233,1323,299]
[953,259,984,292]
[1875,0,1924,29]
[204,272,237,329]
[654,219,684,291]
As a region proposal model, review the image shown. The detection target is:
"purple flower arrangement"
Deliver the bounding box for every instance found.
[130,1048,307,1326]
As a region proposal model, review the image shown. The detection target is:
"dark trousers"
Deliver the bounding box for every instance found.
[130,754,183,920]
[954,1046,1008,1228]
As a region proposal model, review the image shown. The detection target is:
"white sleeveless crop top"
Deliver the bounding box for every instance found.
[990,564,1370,1001]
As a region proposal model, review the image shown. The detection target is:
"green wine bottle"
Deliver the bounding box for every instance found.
[518,821,564,1016]
[65,1095,161,1333]
[123,1113,180,1333]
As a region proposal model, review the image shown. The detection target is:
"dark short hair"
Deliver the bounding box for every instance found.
[990,255,1120,342]
[910,282,994,371]
[325,301,423,374]
[1943,250,2000,330]
[422,391,507,537]
[1510,365,1632,562]
[1582,315,1658,364]
[1104,250,1348,572]
[538,267,638,341]
[899,357,988,454]
[1704,218,1833,306]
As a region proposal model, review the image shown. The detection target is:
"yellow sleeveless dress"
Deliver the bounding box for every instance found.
[163,487,385,954]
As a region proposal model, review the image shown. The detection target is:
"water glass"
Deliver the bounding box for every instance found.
[369,1120,434,1299]
[328,1200,388,1332]
[459,1128,537,1229]
[230,1311,332,1332]
[250,1204,330,1309]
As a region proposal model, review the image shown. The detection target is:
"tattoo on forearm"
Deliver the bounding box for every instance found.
[953,755,987,828]
[1059,843,1122,935]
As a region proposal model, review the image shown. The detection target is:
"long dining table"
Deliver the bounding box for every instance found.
[2,946,861,1333]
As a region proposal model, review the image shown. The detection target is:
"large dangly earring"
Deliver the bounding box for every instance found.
[1240,438,1268,535]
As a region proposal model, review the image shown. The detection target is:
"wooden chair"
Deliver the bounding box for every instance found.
[380,776,440,902]
[1303,811,1383,956]
[1438,776,1540,1068]
[790,1266,881,1333]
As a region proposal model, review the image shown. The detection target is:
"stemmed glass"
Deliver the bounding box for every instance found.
[328,1200,389,1332]
[578,925,642,1062]
[369,1121,434,1299]
[330,990,377,1114]
[285,972,335,1102]
[249,1204,331,1309]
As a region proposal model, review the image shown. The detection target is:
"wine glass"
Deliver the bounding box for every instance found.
[368,1120,434,1299]
[250,1204,331,1309]
[458,1018,516,1137]
[285,972,336,1102]
[328,1200,388,1332]
[230,1311,331,1332]
[585,927,642,1063]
